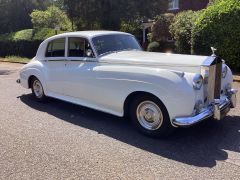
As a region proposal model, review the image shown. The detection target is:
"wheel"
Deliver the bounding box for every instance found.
[30,77,47,102]
[130,95,175,137]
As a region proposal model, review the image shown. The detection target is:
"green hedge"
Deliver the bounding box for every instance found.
[0,28,68,42]
[0,40,42,58]
[192,0,240,70]
[0,29,33,41]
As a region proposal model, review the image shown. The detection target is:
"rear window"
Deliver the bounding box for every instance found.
[45,38,65,57]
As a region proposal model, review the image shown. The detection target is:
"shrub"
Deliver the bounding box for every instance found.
[32,28,68,40]
[32,28,55,40]
[147,41,160,52]
[0,29,33,41]
[151,13,175,42]
[0,40,42,58]
[170,11,200,54]
[192,0,240,70]
[120,20,142,41]
[0,28,68,42]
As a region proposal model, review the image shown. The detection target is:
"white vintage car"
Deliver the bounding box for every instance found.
[17,31,237,137]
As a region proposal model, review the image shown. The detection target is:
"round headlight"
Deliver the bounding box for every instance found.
[193,74,203,90]
[222,66,228,78]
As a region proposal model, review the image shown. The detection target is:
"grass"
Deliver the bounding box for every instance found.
[0,56,30,64]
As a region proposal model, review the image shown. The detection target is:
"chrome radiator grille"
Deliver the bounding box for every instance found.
[202,56,222,103]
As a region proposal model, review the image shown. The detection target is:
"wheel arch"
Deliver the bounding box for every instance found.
[26,69,47,94]
[123,91,169,118]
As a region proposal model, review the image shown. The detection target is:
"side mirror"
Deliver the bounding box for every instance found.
[86,49,93,57]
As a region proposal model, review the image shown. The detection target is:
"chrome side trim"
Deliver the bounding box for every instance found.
[172,89,237,127]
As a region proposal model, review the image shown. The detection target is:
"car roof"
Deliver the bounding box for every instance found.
[46,31,131,40]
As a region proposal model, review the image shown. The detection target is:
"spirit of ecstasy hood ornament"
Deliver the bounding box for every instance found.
[211,47,217,56]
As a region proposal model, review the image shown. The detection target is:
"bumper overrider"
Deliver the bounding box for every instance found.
[173,89,238,127]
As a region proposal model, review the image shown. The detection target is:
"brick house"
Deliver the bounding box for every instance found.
[167,0,209,13]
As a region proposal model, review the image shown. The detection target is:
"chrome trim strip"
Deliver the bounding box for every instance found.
[172,89,237,127]
[43,59,66,62]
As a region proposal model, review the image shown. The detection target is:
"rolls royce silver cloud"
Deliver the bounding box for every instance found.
[17,31,238,137]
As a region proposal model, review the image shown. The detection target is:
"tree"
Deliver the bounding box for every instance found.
[30,6,72,31]
[0,0,51,34]
[62,0,168,30]
[151,13,175,42]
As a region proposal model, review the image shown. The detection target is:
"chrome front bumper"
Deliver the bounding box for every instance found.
[173,89,238,127]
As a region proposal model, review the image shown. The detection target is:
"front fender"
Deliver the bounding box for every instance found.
[122,70,196,121]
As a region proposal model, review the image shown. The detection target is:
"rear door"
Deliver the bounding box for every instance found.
[43,37,67,95]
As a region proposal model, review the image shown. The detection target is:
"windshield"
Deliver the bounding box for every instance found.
[92,34,142,56]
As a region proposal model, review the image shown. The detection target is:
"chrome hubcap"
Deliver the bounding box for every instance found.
[33,80,43,98]
[136,101,163,130]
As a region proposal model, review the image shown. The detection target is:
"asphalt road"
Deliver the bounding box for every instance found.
[0,62,240,180]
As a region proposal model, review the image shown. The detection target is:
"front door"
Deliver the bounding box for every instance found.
[64,37,99,105]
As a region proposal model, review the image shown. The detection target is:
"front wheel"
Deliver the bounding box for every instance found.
[130,95,175,137]
[31,77,47,102]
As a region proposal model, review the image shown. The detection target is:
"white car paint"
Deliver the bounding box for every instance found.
[18,31,234,124]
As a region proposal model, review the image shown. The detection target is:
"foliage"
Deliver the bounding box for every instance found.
[170,11,199,54]
[147,33,153,43]
[151,13,175,42]
[63,0,168,30]
[0,40,42,58]
[30,6,72,31]
[120,19,142,41]
[0,28,68,42]
[0,29,34,41]
[33,28,68,40]
[0,0,52,34]
[191,0,240,70]
[147,42,160,52]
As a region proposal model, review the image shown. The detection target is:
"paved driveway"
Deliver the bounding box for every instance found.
[0,62,240,179]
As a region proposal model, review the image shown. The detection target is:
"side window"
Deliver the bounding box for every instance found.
[68,37,94,58]
[46,38,65,57]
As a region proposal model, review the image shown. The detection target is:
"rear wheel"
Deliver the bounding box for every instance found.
[130,95,175,137]
[30,77,47,102]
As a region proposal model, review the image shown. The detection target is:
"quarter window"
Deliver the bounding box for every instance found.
[68,37,94,57]
[168,0,179,10]
[46,38,65,57]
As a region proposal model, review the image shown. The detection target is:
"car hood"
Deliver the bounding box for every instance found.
[99,51,208,73]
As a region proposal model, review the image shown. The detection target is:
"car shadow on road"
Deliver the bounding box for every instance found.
[20,94,240,168]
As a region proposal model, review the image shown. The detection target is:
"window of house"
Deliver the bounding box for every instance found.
[168,0,179,10]
[46,38,65,57]
[68,37,94,57]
